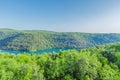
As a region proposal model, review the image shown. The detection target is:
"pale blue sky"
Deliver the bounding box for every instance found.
[0,0,120,32]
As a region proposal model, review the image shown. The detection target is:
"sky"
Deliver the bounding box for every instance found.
[0,0,120,33]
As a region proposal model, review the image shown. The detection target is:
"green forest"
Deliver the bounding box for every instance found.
[1,0,120,80]
[1,42,120,80]
[1,29,120,51]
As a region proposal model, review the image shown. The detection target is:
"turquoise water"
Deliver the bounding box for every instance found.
[0,48,73,54]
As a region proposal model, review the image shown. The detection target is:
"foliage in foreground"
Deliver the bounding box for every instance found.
[1,43,120,80]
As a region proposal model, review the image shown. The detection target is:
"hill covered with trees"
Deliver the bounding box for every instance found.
[0,42,120,80]
[0,29,120,51]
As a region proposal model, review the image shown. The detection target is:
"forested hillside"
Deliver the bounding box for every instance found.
[0,29,120,51]
[0,42,120,80]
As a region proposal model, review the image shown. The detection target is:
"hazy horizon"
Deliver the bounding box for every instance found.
[0,0,120,33]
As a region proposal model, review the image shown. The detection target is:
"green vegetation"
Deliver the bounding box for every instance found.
[0,43,120,80]
[0,29,120,51]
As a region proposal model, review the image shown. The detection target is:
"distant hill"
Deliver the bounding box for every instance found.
[0,29,120,51]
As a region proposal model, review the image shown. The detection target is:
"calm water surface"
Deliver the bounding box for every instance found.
[0,48,77,54]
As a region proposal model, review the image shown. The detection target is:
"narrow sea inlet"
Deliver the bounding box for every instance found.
[0,48,74,54]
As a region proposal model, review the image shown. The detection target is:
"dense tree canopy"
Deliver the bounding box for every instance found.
[0,43,120,80]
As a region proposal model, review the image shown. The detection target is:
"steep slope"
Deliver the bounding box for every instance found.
[0,29,120,51]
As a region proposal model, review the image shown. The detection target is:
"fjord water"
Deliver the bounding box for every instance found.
[0,48,73,54]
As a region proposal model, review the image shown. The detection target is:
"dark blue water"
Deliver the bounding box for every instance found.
[0,48,73,54]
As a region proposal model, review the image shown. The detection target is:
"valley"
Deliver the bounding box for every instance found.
[0,29,120,80]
